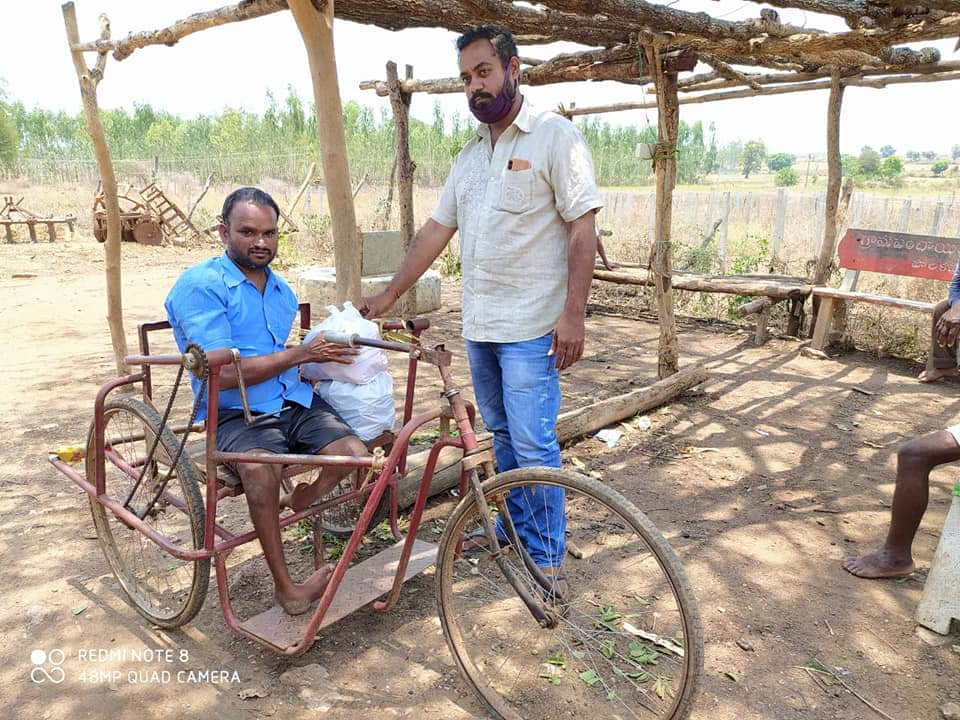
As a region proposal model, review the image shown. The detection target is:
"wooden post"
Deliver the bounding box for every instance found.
[770,188,786,271]
[647,47,680,378]
[719,191,730,273]
[186,172,213,221]
[897,199,912,233]
[811,71,845,288]
[386,61,417,315]
[288,0,361,303]
[63,3,129,374]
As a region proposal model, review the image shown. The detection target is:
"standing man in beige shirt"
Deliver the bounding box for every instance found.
[361,25,603,596]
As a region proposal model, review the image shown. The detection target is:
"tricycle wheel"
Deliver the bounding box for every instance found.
[87,396,209,629]
[436,467,703,720]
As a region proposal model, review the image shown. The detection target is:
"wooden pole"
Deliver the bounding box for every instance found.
[288,0,361,303]
[386,61,417,315]
[811,71,846,288]
[647,46,681,378]
[63,3,128,375]
[287,161,316,218]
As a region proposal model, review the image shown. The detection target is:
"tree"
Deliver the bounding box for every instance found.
[880,145,896,158]
[775,167,798,187]
[0,83,17,169]
[841,154,862,178]
[702,122,719,175]
[858,145,881,176]
[923,150,937,161]
[932,160,950,176]
[952,145,960,161]
[880,155,903,179]
[906,150,921,162]
[741,139,766,178]
[767,152,795,171]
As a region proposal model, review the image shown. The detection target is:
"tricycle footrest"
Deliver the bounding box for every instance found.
[238,538,437,651]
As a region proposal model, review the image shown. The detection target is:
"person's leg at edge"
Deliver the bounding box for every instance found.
[843,429,960,579]
[498,334,565,571]
[919,300,958,383]
[236,456,334,615]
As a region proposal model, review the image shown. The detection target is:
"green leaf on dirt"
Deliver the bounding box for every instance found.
[371,521,394,542]
[629,640,660,666]
[579,670,601,686]
[653,675,668,699]
[546,652,567,669]
[572,649,586,660]
[595,604,622,631]
[606,689,617,701]
[600,639,616,659]
[725,671,740,682]
[71,604,87,616]
[539,664,561,685]
[613,665,650,682]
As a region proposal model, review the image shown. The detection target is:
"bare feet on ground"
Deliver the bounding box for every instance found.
[842,549,915,579]
[275,564,335,615]
[918,366,960,383]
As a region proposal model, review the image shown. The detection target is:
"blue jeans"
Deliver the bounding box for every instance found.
[465,333,565,567]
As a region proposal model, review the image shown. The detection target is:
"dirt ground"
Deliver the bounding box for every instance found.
[2,234,959,720]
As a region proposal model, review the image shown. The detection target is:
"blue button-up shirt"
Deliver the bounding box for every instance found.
[164,253,312,421]
[950,261,960,306]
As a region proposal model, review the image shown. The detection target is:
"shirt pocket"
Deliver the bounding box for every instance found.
[493,168,534,214]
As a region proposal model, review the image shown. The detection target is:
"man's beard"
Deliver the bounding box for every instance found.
[231,247,274,269]
[469,72,517,124]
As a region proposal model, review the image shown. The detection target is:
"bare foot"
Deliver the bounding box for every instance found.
[842,549,914,579]
[275,564,335,615]
[918,366,960,383]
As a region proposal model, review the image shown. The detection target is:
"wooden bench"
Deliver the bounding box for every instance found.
[810,228,960,351]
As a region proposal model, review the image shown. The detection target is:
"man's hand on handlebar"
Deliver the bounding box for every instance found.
[298,334,359,365]
[357,289,397,319]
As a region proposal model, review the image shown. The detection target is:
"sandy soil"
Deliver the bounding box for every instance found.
[1,234,959,720]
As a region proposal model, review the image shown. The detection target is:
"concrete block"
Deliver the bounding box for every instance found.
[916,493,960,635]
[361,231,404,276]
[297,266,441,318]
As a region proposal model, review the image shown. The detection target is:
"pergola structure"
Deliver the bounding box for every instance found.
[63,1,960,376]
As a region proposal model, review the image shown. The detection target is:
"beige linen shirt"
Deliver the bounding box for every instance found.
[431,99,603,343]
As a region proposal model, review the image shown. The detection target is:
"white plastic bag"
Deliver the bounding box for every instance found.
[300,301,389,384]
[316,372,395,442]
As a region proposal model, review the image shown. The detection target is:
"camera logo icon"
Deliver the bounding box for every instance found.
[30,649,66,684]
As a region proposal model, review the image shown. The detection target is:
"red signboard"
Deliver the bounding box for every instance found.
[837,228,960,282]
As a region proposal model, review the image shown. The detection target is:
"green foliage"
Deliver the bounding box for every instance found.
[774,167,798,187]
[740,139,766,178]
[858,146,881,176]
[953,145,960,161]
[932,159,950,176]
[879,144,896,158]
[0,94,17,169]
[766,152,795,172]
[880,155,903,177]
[922,150,937,161]
[906,150,921,162]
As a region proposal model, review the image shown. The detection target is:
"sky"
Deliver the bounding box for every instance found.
[1,1,958,156]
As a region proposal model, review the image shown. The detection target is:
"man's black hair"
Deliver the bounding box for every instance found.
[456,26,517,68]
[220,187,280,224]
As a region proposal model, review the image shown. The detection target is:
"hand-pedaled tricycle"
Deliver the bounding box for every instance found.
[50,306,703,720]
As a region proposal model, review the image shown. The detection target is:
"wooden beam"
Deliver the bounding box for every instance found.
[396,363,710,508]
[648,46,681,379]
[567,69,960,116]
[594,268,813,300]
[289,0,361,304]
[63,3,129,375]
[386,61,416,315]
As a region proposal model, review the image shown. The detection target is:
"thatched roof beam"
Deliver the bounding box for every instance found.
[360,43,646,97]
[568,69,960,116]
[735,1,957,29]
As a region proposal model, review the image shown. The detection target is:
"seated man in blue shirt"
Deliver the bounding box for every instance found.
[166,187,367,615]
[918,264,960,383]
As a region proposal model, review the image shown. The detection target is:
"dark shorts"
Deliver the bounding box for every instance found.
[216,395,355,455]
